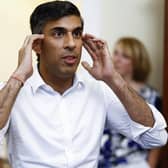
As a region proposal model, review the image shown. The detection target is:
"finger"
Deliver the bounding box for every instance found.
[92,40,105,50]
[22,36,30,48]
[27,34,44,47]
[83,33,96,40]
[83,39,105,62]
[81,61,92,74]
[22,34,44,48]
[83,42,97,61]
[83,34,105,44]
[83,35,107,53]
[92,39,110,58]
[19,35,44,64]
[83,38,98,52]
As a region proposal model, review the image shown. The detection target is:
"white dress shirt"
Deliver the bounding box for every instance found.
[0,67,167,168]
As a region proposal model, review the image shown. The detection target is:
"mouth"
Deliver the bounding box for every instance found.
[62,55,78,65]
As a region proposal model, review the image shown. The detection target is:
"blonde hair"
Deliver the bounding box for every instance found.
[116,37,151,82]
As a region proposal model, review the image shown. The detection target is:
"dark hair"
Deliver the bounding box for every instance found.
[30,0,84,34]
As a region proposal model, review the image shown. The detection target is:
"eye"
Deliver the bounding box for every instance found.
[114,50,130,59]
[73,30,82,39]
[53,30,65,38]
[122,53,130,59]
[113,50,119,56]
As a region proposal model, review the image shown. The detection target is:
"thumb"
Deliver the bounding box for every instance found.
[81,61,92,74]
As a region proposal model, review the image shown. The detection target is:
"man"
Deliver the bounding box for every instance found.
[0,1,167,168]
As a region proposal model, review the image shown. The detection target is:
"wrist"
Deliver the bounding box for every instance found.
[104,72,127,91]
[11,70,27,84]
[10,74,24,86]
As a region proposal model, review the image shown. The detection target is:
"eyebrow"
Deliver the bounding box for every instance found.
[50,26,83,33]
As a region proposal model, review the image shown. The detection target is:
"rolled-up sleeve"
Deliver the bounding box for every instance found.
[106,99,168,149]
[131,104,168,148]
[0,119,10,143]
[0,119,10,159]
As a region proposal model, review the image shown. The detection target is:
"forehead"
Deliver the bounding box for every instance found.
[43,15,82,32]
[115,43,133,57]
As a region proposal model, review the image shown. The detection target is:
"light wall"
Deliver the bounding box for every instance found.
[0,0,164,93]
[0,1,35,81]
[103,0,165,93]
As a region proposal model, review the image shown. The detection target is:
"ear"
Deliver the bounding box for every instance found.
[32,39,42,55]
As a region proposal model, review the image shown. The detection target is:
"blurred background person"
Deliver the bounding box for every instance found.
[99,37,162,168]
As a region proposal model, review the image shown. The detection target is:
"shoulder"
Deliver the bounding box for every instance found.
[140,85,161,99]
[140,85,162,111]
[77,68,119,103]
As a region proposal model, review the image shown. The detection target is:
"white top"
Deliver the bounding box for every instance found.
[0,67,167,168]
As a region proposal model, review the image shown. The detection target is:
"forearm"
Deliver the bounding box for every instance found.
[0,77,23,129]
[105,73,154,127]
[82,34,155,127]
[147,148,161,168]
[0,34,44,130]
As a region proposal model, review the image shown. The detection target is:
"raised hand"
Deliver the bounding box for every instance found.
[82,34,117,83]
[13,34,44,82]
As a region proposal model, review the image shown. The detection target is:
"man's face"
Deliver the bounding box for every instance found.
[39,15,83,79]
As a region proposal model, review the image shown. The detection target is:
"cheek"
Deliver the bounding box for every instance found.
[40,41,61,61]
[112,55,117,62]
[78,46,82,55]
[76,40,83,52]
[43,37,62,49]
[124,61,133,73]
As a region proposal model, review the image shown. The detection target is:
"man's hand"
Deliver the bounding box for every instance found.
[82,34,155,127]
[0,34,44,129]
[13,34,44,82]
[82,34,117,83]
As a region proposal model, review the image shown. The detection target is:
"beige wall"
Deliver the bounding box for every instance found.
[0,0,56,81]
[0,0,164,93]
[100,0,164,93]
[0,0,34,81]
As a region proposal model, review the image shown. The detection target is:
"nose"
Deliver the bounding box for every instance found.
[64,32,76,50]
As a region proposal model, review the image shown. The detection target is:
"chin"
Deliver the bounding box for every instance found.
[60,69,76,79]
[66,65,78,73]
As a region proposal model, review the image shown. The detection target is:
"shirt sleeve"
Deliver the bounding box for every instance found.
[103,84,168,149]
[0,119,10,143]
[132,104,168,148]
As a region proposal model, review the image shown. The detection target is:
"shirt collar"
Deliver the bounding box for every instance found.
[27,65,85,95]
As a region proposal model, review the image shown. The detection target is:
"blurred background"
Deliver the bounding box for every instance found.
[0,0,164,92]
[0,0,166,168]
